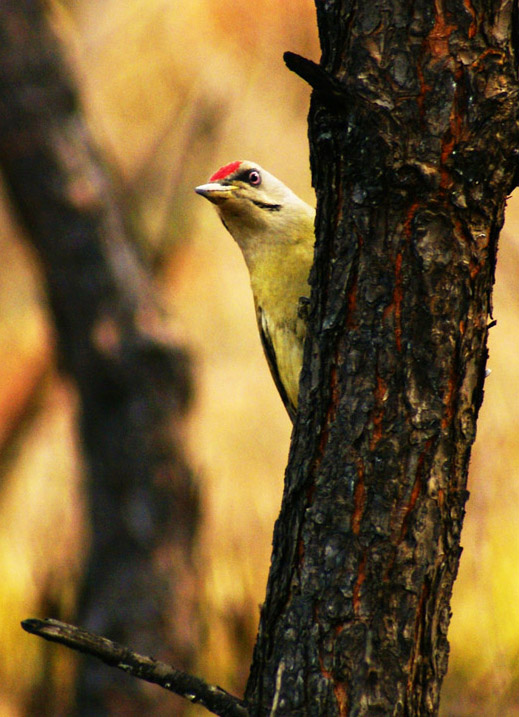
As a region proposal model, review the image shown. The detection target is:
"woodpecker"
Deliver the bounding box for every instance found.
[195,160,315,422]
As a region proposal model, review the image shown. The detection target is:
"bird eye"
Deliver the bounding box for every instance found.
[248,170,261,186]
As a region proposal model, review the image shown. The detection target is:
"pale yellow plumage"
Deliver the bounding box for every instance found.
[195,160,315,421]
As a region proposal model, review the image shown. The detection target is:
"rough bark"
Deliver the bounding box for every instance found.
[246,2,519,716]
[0,2,199,715]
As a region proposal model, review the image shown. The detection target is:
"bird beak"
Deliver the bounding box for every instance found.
[195,182,236,205]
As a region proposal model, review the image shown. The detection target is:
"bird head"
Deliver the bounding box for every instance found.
[195,160,314,258]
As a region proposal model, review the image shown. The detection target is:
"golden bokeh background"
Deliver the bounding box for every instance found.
[0,1,518,715]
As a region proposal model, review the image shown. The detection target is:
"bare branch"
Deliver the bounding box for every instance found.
[283,51,340,97]
[21,619,249,717]
[283,51,397,128]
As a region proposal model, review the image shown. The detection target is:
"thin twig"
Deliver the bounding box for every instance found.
[22,618,249,717]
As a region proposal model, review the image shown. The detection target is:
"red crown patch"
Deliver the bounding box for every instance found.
[209,161,242,182]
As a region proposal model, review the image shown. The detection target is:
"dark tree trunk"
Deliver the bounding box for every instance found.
[0,2,199,715]
[246,2,519,716]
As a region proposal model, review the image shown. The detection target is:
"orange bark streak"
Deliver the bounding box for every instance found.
[462,0,477,38]
[353,552,367,616]
[471,47,504,72]
[427,0,456,59]
[416,62,431,119]
[438,487,445,508]
[398,439,433,543]
[441,372,457,429]
[469,261,481,280]
[334,682,349,717]
[370,374,387,449]
[404,202,420,240]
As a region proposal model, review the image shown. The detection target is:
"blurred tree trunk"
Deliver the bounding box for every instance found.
[246,2,519,716]
[0,2,199,716]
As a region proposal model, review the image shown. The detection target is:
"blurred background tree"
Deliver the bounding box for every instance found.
[0,1,518,715]
[0,1,199,715]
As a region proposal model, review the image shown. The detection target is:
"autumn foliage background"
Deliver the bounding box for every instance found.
[0,1,518,715]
